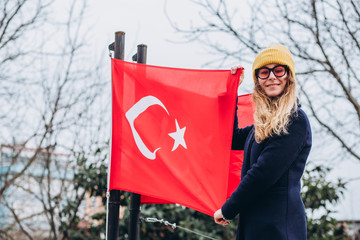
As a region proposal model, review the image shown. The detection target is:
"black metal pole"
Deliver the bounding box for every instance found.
[107,31,125,240]
[128,193,141,240]
[128,44,147,240]
[114,31,125,60]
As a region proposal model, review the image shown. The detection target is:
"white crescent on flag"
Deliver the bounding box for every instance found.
[125,96,187,160]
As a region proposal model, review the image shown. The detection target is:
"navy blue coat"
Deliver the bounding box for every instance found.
[221,107,312,240]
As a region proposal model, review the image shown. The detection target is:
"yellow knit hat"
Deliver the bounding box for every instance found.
[252,44,295,83]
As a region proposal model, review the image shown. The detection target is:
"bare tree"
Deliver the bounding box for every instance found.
[166,0,360,163]
[0,0,108,239]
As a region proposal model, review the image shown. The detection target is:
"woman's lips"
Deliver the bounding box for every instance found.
[266,83,280,87]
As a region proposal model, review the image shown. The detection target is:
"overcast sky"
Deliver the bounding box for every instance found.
[90,1,227,67]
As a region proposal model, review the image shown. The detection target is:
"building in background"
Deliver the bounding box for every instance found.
[0,144,104,239]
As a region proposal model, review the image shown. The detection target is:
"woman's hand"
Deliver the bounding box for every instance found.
[231,66,244,87]
[213,209,230,227]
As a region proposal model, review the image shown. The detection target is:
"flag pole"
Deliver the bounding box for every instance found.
[128,44,147,240]
[106,31,125,240]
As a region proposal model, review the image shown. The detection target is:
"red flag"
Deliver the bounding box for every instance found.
[109,58,245,215]
[227,94,254,198]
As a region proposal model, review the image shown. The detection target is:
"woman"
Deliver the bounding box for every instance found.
[214,44,312,240]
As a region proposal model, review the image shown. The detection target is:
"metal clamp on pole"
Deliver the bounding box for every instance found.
[132,44,147,63]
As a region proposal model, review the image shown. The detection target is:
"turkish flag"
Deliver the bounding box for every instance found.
[110,58,249,215]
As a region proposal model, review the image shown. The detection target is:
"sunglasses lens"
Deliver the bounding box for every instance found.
[258,69,270,79]
[273,66,286,77]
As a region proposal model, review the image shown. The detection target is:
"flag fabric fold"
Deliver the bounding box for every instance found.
[109,58,252,216]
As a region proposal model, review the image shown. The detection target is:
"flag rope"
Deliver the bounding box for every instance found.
[140,217,220,240]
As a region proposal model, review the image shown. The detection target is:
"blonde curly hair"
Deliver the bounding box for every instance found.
[252,74,297,143]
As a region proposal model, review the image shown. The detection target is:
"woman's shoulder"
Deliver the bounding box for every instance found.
[289,107,311,131]
[266,108,311,143]
[294,108,310,122]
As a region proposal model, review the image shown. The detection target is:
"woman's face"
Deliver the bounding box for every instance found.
[257,63,288,97]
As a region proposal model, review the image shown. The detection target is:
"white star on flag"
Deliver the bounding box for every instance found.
[168,119,187,151]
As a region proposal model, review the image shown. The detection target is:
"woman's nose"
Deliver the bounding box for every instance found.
[268,71,276,79]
